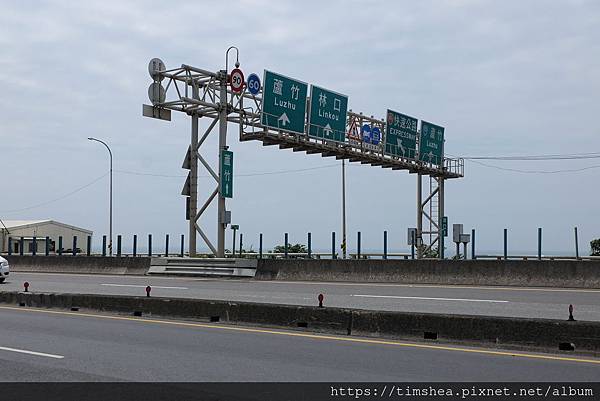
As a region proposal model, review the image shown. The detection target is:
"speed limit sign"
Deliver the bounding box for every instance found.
[230,68,244,93]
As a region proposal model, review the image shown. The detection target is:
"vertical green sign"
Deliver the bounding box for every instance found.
[385,110,418,159]
[308,85,348,143]
[442,216,448,237]
[419,121,444,165]
[221,149,233,198]
[261,70,308,135]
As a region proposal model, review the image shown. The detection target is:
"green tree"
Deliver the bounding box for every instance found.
[591,239,600,256]
[272,243,307,258]
[417,245,440,259]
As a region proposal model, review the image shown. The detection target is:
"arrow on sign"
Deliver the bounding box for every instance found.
[278,113,290,127]
[427,151,434,162]
[323,123,332,137]
[397,139,406,156]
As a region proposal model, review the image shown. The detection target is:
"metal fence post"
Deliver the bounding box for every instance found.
[239,233,243,257]
[133,235,138,257]
[45,237,50,256]
[116,235,121,257]
[180,234,185,257]
[87,236,92,256]
[471,229,476,260]
[72,236,77,256]
[232,228,237,257]
[357,231,361,259]
[259,233,263,259]
[57,236,62,256]
[503,229,508,260]
[331,232,336,259]
[284,233,288,259]
[411,230,415,260]
[165,234,170,257]
[102,235,107,257]
[32,236,37,256]
[148,234,152,257]
[538,227,542,260]
[574,227,579,260]
[307,232,312,259]
[383,231,387,260]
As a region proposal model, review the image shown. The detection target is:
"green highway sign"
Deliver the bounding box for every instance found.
[261,70,308,135]
[308,85,348,142]
[221,149,233,198]
[419,120,444,165]
[442,216,448,237]
[385,110,418,159]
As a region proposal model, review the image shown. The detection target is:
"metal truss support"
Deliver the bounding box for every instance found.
[417,175,445,259]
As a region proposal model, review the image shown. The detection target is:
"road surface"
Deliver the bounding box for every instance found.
[1,272,599,321]
[0,305,599,381]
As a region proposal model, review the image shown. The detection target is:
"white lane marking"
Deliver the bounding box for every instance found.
[12,272,198,282]
[238,294,312,301]
[0,346,64,359]
[351,294,508,303]
[101,284,188,290]
[12,272,600,294]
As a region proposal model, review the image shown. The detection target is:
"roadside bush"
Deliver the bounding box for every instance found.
[591,239,600,256]
[272,243,307,258]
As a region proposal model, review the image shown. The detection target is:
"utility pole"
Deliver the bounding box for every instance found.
[341,159,347,259]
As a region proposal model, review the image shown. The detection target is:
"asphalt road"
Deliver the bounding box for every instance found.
[1,305,599,381]
[2,272,599,321]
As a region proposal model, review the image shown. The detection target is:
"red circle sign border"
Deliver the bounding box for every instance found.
[230,68,244,93]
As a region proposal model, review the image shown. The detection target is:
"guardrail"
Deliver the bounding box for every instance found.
[4,251,599,261]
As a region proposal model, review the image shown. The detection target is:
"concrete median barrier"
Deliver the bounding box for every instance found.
[5,256,151,275]
[6,256,600,288]
[1,291,599,353]
[255,259,600,288]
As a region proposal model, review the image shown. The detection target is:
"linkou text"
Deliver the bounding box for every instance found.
[318,109,340,122]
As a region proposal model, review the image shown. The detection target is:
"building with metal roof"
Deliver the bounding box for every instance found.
[0,220,93,254]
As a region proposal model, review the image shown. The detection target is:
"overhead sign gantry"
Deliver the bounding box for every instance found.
[143,48,464,258]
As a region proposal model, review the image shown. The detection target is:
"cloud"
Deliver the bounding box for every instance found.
[1,0,599,253]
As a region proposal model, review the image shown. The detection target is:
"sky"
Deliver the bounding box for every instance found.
[1,0,599,255]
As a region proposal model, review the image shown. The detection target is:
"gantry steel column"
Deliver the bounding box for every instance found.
[217,70,228,257]
[438,176,445,259]
[416,173,423,258]
[189,86,199,256]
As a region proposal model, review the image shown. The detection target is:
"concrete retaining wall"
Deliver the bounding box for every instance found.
[1,291,598,353]
[5,256,150,275]
[255,259,600,288]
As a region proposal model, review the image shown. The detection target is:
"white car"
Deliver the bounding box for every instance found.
[0,256,9,283]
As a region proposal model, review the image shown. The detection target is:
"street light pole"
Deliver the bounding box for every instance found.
[88,137,113,256]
